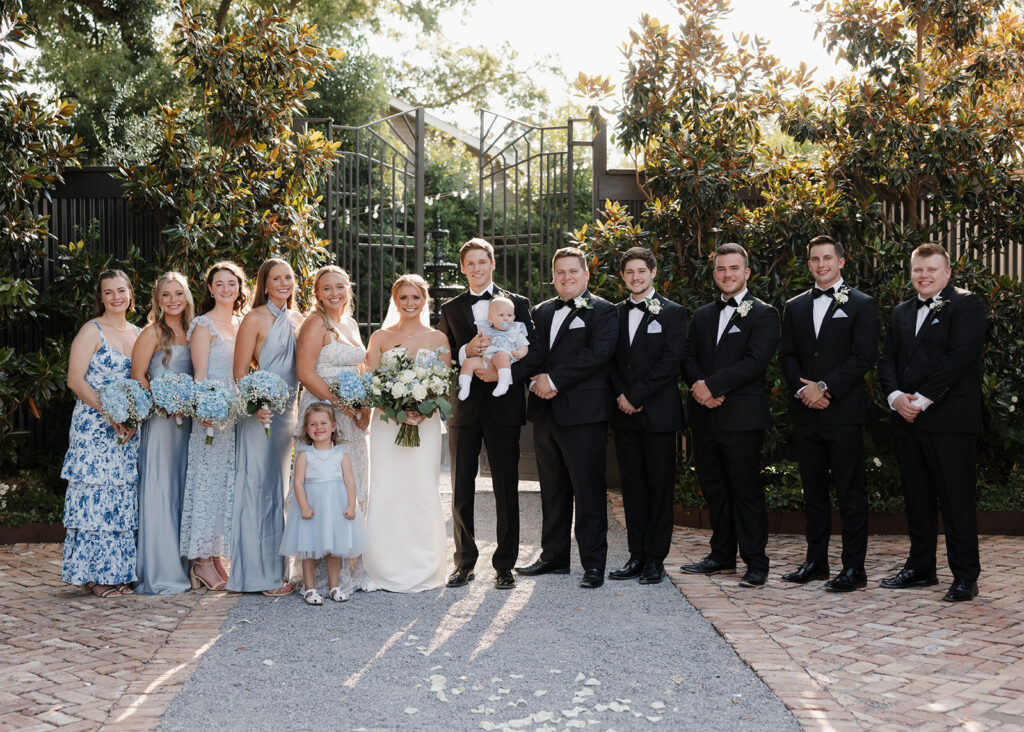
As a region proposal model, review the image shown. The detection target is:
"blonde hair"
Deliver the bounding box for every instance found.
[252,258,296,310]
[301,402,339,445]
[488,296,514,316]
[390,273,430,307]
[148,271,194,367]
[309,265,353,338]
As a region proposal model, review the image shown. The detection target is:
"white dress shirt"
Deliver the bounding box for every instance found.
[627,288,655,344]
[812,277,844,336]
[716,288,748,344]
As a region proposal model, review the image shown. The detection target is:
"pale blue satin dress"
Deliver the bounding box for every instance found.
[227,302,299,592]
[134,345,193,594]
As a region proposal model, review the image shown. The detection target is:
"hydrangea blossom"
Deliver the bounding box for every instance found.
[149,372,197,428]
[236,370,292,437]
[194,380,236,445]
[98,378,153,443]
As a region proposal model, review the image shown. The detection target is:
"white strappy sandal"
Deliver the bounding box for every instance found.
[329,586,349,603]
[302,588,323,605]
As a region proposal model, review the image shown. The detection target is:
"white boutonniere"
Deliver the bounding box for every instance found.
[645,297,662,316]
[833,286,850,305]
[736,300,753,318]
[573,295,592,311]
[929,295,946,312]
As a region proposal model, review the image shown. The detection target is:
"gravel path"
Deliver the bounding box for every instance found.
[160,480,797,731]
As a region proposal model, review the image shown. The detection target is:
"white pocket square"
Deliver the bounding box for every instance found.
[569,317,585,329]
[832,309,848,318]
[728,325,741,334]
[932,318,940,325]
[647,321,663,334]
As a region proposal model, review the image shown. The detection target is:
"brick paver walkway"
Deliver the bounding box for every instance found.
[610,497,1024,730]
[0,543,238,731]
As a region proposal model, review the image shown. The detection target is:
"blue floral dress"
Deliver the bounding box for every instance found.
[61,321,141,586]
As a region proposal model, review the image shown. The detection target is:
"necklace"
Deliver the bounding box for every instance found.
[101,317,129,333]
[311,445,334,460]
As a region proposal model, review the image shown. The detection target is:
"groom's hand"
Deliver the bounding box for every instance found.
[532,374,557,399]
[466,333,490,358]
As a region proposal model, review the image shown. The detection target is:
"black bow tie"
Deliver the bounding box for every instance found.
[627,301,647,311]
[812,287,834,299]
[467,291,492,305]
[553,299,575,310]
[916,297,933,310]
[716,297,739,311]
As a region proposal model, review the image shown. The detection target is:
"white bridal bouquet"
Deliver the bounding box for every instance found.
[236,370,292,437]
[369,347,453,447]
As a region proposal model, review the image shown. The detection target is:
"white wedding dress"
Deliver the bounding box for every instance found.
[363,406,447,593]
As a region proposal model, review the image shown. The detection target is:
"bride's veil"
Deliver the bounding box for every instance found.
[381,297,431,330]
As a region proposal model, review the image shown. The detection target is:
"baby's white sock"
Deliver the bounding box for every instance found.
[492,368,513,397]
[458,373,473,400]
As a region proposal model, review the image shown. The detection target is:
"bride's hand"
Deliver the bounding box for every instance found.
[403,409,425,425]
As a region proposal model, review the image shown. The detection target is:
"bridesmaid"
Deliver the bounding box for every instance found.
[227,257,302,595]
[180,261,248,590]
[295,265,371,598]
[61,270,142,597]
[131,272,194,595]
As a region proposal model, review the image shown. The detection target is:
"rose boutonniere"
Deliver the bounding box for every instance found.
[833,286,850,305]
[645,297,662,316]
[929,295,946,313]
[737,300,753,318]
[573,295,592,311]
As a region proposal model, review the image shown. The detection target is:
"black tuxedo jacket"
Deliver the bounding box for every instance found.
[438,287,534,428]
[681,294,780,432]
[513,290,617,427]
[779,285,879,425]
[609,293,687,433]
[878,284,985,435]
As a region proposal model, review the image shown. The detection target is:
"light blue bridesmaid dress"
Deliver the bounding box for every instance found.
[134,345,193,594]
[226,302,298,592]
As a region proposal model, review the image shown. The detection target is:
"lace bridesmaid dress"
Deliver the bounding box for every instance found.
[227,302,299,592]
[61,322,142,586]
[295,334,369,593]
[134,345,192,594]
[180,315,239,561]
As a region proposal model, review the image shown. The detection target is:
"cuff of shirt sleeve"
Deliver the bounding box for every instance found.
[912,392,934,411]
[458,344,468,364]
[886,390,904,410]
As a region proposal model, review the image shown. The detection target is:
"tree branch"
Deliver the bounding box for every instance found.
[215,0,232,33]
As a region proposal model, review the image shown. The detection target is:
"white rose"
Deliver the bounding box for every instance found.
[415,367,428,379]
[873,457,882,467]
[391,382,408,398]
[399,370,416,383]
[411,384,428,401]
[429,377,444,393]
[371,386,382,395]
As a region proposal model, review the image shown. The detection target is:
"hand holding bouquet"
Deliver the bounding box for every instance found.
[194,380,235,445]
[236,370,292,436]
[98,378,153,443]
[369,347,453,447]
[149,372,197,428]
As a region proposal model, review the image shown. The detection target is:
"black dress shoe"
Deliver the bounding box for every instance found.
[781,561,830,584]
[608,555,645,580]
[514,559,570,576]
[943,578,978,602]
[680,557,737,575]
[446,567,475,587]
[879,567,938,589]
[824,567,867,592]
[638,560,665,585]
[738,569,767,587]
[494,569,516,590]
[579,569,604,588]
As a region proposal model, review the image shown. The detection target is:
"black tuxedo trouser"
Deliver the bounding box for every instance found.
[895,431,980,582]
[693,428,769,573]
[793,422,868,569]
[612,428,676,561]
[448,417,521,570]
[532,411,608,571]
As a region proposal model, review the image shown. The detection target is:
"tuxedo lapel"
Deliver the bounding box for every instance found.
[816,294,840,341]
[458,293,476,334]
[714,298,744,352]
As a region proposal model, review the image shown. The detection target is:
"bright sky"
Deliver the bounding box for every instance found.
[439,0,849,133]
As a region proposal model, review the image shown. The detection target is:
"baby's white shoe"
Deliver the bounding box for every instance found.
[492,368,512,397]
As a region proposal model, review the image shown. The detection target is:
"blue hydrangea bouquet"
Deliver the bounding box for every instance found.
[98,378,153,443]
[369,347,453,447]
[194,380,236,445]
[236,370,292,437]
[326,371,374,412]
[149,372,197,429]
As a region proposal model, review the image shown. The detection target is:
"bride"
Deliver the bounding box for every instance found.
[362,274,451,592]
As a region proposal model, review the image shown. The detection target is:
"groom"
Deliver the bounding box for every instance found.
[438,238,534,590]
[513,246,617,589]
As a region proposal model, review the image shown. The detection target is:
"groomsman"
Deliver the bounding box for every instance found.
[681,243,779,587]
[513,247,617,589]
[779,235,879,591]
[608,247,687,585]
[877,243,985,602]
[438,238,534,590]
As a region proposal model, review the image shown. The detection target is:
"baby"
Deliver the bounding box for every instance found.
[458,296,529,399]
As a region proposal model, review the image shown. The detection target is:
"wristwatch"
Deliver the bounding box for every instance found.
[817,380,828,392]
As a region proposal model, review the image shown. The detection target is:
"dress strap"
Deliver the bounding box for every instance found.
[93,320,107,344]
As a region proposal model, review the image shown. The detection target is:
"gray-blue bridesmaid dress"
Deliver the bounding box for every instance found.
[134,345,193,594]
[226,302,298,592]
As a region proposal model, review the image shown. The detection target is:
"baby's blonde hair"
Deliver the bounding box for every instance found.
[488,296,514,316]
[302,402,339,445]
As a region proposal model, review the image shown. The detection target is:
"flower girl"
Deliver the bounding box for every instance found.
[280,403,365,605]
